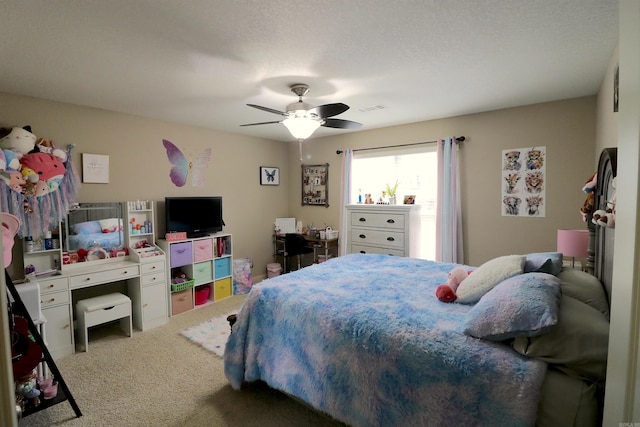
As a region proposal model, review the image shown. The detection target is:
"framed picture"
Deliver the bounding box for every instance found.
[260,166,280,185]
[403,195,416,205]
[82,153,110,183]
[302,163,329,207]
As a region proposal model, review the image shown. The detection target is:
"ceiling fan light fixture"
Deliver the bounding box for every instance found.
[283,114,322,139]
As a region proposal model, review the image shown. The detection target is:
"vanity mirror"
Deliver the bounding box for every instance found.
[61,202,126,263]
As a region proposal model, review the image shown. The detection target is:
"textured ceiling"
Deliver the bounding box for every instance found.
[0,0,618,142]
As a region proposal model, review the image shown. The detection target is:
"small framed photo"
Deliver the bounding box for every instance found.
[260,167,280,185]
[404,195,416,205]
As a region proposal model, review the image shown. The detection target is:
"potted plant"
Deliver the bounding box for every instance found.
[384,181,399,204]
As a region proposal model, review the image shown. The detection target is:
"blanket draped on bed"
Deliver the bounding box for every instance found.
[225,254,546,427]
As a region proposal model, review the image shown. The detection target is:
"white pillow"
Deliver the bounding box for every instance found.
[98,218,121,233]
[456,255,526,304]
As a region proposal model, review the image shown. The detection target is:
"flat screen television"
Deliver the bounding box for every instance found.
[165,196,224,238]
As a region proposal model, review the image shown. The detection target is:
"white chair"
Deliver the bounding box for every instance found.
[75,293,132,352]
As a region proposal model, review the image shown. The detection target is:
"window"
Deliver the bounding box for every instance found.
[351,146,437,260]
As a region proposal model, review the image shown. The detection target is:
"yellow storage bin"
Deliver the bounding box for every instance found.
[214,277,232,301]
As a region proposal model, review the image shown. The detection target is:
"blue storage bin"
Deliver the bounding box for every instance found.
[214,257,231,279]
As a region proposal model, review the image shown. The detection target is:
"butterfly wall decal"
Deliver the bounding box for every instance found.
[162,139,212,188]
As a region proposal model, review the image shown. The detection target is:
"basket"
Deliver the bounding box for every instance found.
[171,279,194,293]
[325,230,339,239]
[194,285,211,305]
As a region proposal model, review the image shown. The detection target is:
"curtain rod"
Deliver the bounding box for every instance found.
[336,136,465,155]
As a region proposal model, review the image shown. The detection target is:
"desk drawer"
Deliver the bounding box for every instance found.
[70,265,140,288]
[41,289,70,309]
[350,212,405,230]
[193,238,213,262]
[350,228,405,249]
[38,276,68,294]
[142,271,165,287]
[170,242,193,268]
[140,260,165,275]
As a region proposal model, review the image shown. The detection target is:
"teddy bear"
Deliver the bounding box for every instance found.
[580,173,597,221]
[0,126,37,157]
[435,267,469,302]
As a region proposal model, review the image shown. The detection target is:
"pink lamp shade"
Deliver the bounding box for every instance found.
[557,229,589,258]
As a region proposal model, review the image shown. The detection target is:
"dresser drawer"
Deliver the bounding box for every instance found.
[192,238,213,262]
[193,261,213,285]
[38,276,69,294]
[69,265,140,288]
[40,289,70,309]
[142,271,166,287]
[350,212,405,230]
[350,228,405,249]
[140,260,165,275]
[170,242,193,268]
[350,244,405,257]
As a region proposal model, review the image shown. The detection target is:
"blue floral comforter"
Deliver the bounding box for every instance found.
[224,254,546,427]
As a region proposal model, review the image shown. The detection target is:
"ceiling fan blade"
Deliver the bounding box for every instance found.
[247,104,287,116]
[309,103,349,118]
[240,121,282,127]
[322,118,362,129]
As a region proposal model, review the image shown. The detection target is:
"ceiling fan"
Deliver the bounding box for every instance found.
[241,84,362,140]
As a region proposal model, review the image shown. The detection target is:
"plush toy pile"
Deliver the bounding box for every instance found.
[0,125,80,238]
[581,172,616,229]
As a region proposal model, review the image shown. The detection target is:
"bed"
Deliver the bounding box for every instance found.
[225,150,615,427]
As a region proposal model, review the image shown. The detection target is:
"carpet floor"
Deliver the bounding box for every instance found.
[17,294,346,427]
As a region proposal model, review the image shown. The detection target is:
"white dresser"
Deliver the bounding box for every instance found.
[346,204,422,257]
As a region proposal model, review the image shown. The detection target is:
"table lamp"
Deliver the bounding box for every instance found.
[557,229,589,268]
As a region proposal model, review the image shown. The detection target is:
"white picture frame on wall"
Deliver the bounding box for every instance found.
[82,153,110,183]
[260,166,280,185]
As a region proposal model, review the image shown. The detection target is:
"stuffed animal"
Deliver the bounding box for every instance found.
[35,138,67,162]
[0,126,37,157]
[436,267,469,302]
[591,177,617,228]
[19,152,66,196]
[582,173,597,193]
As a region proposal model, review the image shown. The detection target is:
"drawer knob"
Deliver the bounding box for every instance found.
[123,271,128,274]
[358,217,366,222]
[151,266,157,270]
[386,219,395,224]
[359,234,366,239]
[387,237,395,241]
[49,298,55,302]
[85,277,91,281]
[143,303,149,308]
[48,284,55,288]
[64,324,70,329]
[359,250,366,254]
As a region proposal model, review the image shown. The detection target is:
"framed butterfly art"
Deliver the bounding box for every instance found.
[260,167,279,186]
[162,139,212,188]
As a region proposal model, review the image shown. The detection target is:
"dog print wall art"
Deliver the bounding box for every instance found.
[501,146,546,217]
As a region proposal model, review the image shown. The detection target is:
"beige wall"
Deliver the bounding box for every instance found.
[0,92,290,280]
[596,46,620,160]
[288,97,596,267]
[0,92,597,276]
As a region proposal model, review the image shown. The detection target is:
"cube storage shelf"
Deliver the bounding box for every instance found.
[158,234,233,316]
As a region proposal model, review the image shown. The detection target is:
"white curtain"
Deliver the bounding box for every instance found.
[339,149,353,256]
[436,138,463,263]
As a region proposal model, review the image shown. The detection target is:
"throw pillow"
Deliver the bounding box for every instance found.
[455,254,526,304]
[461,272,561,341]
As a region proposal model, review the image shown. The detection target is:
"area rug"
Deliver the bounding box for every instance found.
[180,313,234,358]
